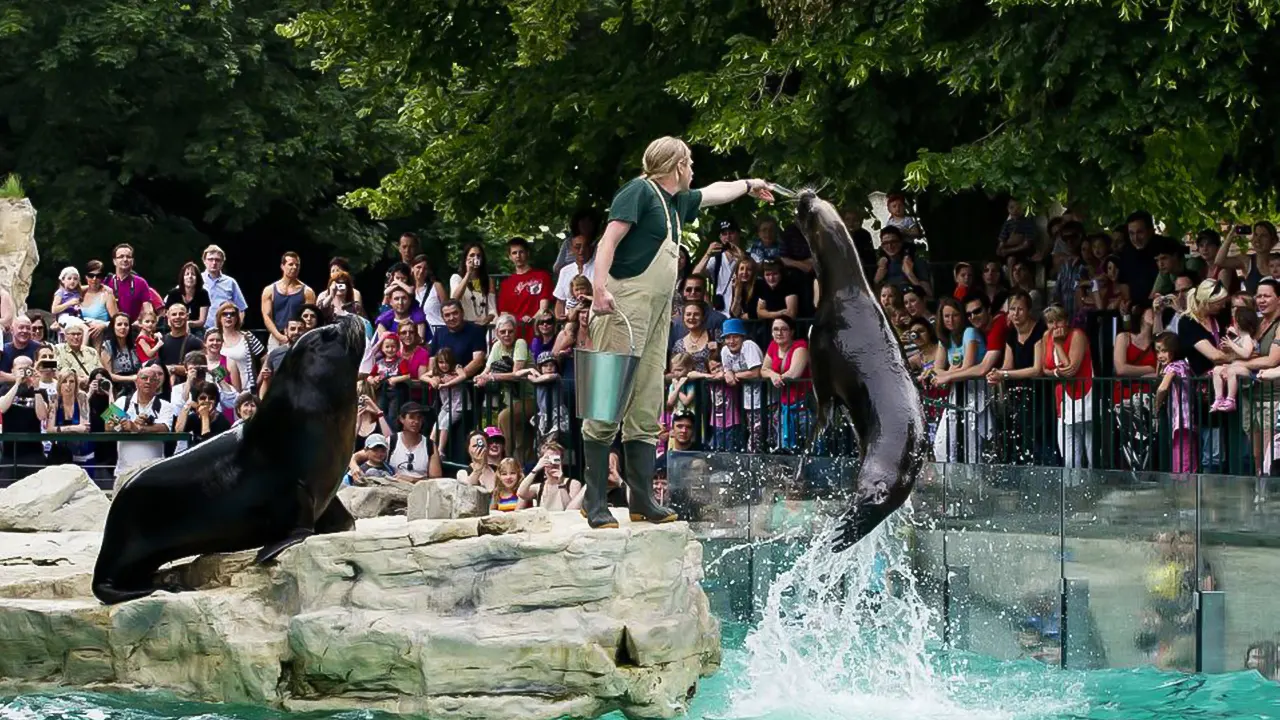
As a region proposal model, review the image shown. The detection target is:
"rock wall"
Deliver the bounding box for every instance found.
[0,509,721,720]
[0,197,39,313]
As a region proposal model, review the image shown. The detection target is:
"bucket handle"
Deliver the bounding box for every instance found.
[589,309,637,356]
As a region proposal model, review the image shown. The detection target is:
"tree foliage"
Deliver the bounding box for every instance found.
[284,0,1280,239]
[0,0,397,280]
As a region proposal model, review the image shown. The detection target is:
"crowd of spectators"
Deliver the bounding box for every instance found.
[4,196,1280,493]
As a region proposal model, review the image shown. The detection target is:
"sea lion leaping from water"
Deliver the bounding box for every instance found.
[92,316,367,605]
[796,190,926,552]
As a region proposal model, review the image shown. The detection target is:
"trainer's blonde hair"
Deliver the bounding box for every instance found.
[642,137,691,179]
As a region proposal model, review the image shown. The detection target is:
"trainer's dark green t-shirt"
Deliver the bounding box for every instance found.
[608,178,703,279]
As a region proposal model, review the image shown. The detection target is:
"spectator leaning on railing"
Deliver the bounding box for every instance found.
[428,299,488,387]
[1042,305,1095,469]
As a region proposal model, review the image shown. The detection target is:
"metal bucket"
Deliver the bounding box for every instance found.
[575,311,640,423]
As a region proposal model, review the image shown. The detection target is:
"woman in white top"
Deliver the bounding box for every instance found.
[412,254,448,330]
[449,241,496,326]
[215,303,266,393]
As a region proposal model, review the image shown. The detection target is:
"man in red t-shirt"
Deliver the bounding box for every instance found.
[497,237,553,341]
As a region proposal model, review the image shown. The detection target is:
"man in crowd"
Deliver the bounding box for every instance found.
[0,356,45,478]
[671,274,726,344]
[158,303,204,382]
[1151,238,1185,298]
[693,219,744,313]
[0,316,41,387]
[104,243,154,321]
[583,135,773,529]
[53,319,102,389]
[554,234,596,319]
[201,245,249,330]
[258,315,305,397]
[1054,221,1086,317]
[261,252,315,351]
[428,299,488,384]
[498,237,552,339]
[667,411,704,453]
[111,362,176,479]
[1119,210,1162,300]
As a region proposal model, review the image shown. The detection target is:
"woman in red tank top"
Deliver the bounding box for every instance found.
[1043,306,1094,468]
[1113,304,1158,402]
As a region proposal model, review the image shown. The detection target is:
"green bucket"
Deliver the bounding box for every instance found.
[575,311,640,423]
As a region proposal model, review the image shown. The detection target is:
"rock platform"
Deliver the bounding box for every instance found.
[0,506,721,720]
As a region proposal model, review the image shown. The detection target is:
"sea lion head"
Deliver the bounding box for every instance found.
[281,314,367,383]
[796,189,856,276]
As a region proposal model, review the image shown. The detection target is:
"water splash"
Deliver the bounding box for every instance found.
[720,505,1084,720]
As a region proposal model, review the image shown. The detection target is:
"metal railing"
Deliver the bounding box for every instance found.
[0,432,194,488]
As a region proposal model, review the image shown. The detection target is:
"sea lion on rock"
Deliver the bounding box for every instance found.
[92,316,366,605]
[796,190,926,552]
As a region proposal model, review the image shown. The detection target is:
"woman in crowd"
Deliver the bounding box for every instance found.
[1214,221,1278,293]
[761,315,811,450]
[516,443,585,511]
[354,380,392,450]
[216,303,266,393]
[672,302,716,373]
[450,241,496,325]
[1177,280,1231,377]
[729,256,760,320]
[987,290,1054,464]
[173,381,232,446]
[1011,258,1045,311]
[324,258,364,304]
[201,330,242,416]
[163,261,211,337]
[28,313,51,347]
[930,296,988,462]
[51,267,83,326]
[980,261,1008,306]
[411,254,448,329]
[874,226,932,296]
[317,271,358,321]
[879,283,906,315]
[1242,280,1280,474]
[1112,303,1160,467]
[458,430,497,491]
[1089,255,1131,313]
[99,313,140,394]
[529,312,558,360]
[39,368,92,467]
[552,298,590,378]
[1042,305,1095,468]
[755,259,799,321]
[903,285,934,327]
[84,367,117,475]
[79,260,117,344]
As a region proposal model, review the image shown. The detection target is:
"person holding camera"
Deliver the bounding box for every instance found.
[0,356,48,479]
[110,362,176,478]
[450,242,497,326]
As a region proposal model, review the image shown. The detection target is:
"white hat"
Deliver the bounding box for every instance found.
[364,433,389,450]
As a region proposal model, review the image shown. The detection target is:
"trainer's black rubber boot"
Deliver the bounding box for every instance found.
[622,441,677,523]
[580,440,620,529]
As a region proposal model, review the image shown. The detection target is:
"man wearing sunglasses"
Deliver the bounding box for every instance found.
[931,294,1007,386]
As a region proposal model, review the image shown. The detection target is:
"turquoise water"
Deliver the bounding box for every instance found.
[4,646,1279,720]
[5,514,1280,720]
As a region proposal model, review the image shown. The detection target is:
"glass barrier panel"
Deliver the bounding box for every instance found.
[1061,468,1196,671]
[939,462,1063,665]
[1199,473,1280,678]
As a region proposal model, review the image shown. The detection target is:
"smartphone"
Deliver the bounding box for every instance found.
[1236,225,1252,236]
[37,360,56,371]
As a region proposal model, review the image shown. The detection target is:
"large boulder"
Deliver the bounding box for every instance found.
[407,478,491,520]
[0,465,110,532]
[0,509,721,720]
[337,484,410,518]
[0,196,39,312]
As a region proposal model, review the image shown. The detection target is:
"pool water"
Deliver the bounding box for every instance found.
[5,516,1280,720]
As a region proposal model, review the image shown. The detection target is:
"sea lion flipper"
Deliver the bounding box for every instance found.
[256,529,314,564]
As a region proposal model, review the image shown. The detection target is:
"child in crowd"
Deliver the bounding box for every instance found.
[570,274,593,304]
[516,441,584,511]
[490,457,523,512]
[515,351,569,439]
[1211,306,1260,412]
[426,347,464,456]
[135,310,161,363]
[51,267,84,325]
[952,262,974,301]
[884,193,922,240]
[1268,252,1280,282]
[704,355,743,451]
[368,332,406,422]
[665,352,698,419]
[344,434,396,486]
[1154,332,1196,473]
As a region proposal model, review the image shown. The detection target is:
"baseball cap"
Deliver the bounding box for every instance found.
[718,219,740,234]
[365,433,389,450]
[721,318,747,337]
[399,402,426,417]
[484,426,505,441]
[536,351,557,366]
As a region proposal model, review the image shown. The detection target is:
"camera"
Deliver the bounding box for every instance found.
[335,283,347,292]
